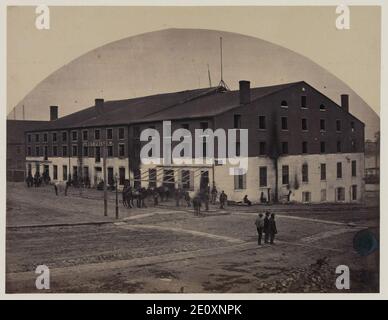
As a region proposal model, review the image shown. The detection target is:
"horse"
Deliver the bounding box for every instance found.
[51,181,68,195]
[122,186,133,208]
[123,187,149,208]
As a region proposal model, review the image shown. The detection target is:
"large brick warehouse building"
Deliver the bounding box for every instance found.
[24,80,365,203]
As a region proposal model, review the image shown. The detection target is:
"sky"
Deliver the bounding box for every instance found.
[7,5,381,116]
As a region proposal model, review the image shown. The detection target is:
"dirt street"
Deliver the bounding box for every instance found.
[6,183,379,293]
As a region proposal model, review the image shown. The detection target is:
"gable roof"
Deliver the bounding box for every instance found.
[27,81,302,132]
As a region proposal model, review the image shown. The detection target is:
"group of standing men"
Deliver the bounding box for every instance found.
[254,211,278,245]
[191,186,228,216]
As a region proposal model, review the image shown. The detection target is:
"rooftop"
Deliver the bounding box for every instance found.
[27,81,302,131]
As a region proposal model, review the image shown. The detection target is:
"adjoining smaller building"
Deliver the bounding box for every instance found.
[7,119,50,182]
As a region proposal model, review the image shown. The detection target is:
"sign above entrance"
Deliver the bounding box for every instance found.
[85,141,113,147]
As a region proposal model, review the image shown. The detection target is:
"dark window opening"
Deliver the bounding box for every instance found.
[320,164,326,181]
[119,167,126,185]
[95,146,101,162]
[259,166,267,187]
[107,128,113,140]
[302,164,309,182]
[351,140,356,152]
[282,142,289,154]
[336,120,342,132]
[119,127,125,140]
[352,185,357,200]
[302,118,308,131]
[282,165,289,185]
[337,162,342,179]
[94,129,100,140]
[53,165,58,180]
[107,145,113,157]
[320,119,326,131]
[281,117,288,130]
[320,141,326,153]
[119,144,125,157]
[337,141,342,152]
[258,116,266,130]
[259,142,266,155]
[181,170,191,190]
[63,165,68,181]
[52,146,58,157]
[234,114,241,129]
[301,96,307,108]
[200,122,209,130]
[302,141,308,154]
[352,160,357,177]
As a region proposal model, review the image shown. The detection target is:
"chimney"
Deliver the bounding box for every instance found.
[239,80,251,105]
[95,98,104,115]
[50,106,58,121]
[341,94,349,113]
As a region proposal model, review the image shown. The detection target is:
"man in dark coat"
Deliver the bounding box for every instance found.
[263,211,271,244]
[255,213,265,245]
[184,191,191,207]
[192,194,202,216]
[219,191,227,209]
[268,213,278,244]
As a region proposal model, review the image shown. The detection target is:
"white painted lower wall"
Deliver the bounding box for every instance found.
[26,153,365,203]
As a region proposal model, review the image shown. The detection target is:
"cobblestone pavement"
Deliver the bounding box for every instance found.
[6,183,379,293]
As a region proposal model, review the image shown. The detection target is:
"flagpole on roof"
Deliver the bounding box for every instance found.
[218,37,229,91]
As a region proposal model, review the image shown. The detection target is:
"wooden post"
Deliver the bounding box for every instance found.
[115,173,119,219]
[103,142,107,216]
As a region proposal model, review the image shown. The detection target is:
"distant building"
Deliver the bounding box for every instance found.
[365,139,379,183]
[7,119,49,182]
[23,80,365,203]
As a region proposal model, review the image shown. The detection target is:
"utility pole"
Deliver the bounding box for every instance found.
[115,173,119,219]
[103,141,107,216]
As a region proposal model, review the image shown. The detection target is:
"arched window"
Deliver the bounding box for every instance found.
[320,104,326,111]
[281,100,288,108]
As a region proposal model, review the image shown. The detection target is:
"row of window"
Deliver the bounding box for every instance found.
[300,186,358,202]
[30,164,127,186]
[27,144,126,159]
[256,115,356,132]
[279,97,329,111]
[258,139,357,155]
[27,127,126,143]
[233,160,357,190]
